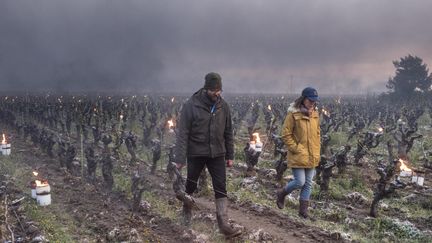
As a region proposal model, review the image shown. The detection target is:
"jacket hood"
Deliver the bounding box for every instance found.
[287,102,318,113]
[287,103,299,113]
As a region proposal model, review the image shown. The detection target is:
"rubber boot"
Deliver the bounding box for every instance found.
[215,198,242,238]
[182,203,192,226]
[299,200,311,219]
[276,189,289,209]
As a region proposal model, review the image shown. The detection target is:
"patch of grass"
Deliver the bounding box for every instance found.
[0,154,21,176]
[391,200,432,219]
[227,177,275,209]
[1,154,76,242]
[192,221,224,242]
[326,185,346,201]
[24,201,75,242]
[311,170,373,202]
[416,111,432,127]
[328,131,349,147]
[142,191,178,220]
[365,217,432,242]
[234,145,245,162]
[113,172,132,198]
[349,170,371,195]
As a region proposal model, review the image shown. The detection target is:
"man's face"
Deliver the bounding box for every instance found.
[206,89,222,102]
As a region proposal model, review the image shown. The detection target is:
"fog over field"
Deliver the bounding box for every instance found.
[1,0,432,94]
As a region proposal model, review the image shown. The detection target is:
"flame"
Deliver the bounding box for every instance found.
[252,132,261,144]
[378,127,383,133]
[167,119,174,129]
[399,159,412,172]
[267,105,272,111]
[33,171,39,177]
[321,108,330,117]
[119,114,124,120]
[171,97,175,103]
[1,134,6,144]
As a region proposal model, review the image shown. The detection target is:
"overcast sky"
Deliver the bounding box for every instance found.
[1,0,431,94]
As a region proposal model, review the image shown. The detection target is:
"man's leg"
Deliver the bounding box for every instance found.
[183,157,206,226]
[207,157,241,238]
[185,157,206,194]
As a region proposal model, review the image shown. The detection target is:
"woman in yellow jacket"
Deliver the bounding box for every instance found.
[276,87,320,219]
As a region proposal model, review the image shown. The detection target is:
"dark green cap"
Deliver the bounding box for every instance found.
[204,72,222,90]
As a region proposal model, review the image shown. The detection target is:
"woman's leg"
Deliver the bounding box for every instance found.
[284,168,306,193]
[299,168,316,219]
[299,168,315,200]
[276,168,306,209]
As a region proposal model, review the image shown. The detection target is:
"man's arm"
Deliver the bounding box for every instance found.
[224,104,234,163]
[175,102,192,167]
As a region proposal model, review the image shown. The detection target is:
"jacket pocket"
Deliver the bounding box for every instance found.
[190,133,206,143]
[293,143,306,154]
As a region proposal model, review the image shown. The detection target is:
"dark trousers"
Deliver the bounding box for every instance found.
[186,156,227,199]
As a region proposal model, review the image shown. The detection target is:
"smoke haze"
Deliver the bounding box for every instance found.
[1,0,431,94]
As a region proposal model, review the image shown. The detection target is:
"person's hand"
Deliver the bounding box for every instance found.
[226,159,233,167]
[176,162,185,170]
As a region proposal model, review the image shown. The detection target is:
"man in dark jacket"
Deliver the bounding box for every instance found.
[176,72,241,238]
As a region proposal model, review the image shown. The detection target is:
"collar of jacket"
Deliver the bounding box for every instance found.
[287,102,319,119]
[192,88,222,111]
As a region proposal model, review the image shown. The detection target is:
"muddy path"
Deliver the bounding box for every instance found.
[142,163,338,242]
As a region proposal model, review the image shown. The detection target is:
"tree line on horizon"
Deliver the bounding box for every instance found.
[383,54,432,100]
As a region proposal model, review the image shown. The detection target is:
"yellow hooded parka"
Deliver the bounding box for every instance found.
[281,103,321,168]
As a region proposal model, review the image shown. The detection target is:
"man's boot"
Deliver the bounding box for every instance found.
[215,198,242,238]
[276,189,289,209]
[182,203,192,226]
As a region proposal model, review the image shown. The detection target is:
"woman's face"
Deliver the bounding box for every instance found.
[303,98,316,110]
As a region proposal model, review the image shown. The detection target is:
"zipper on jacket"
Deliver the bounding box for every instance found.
[209,104,216,158]
[307,119,312,167]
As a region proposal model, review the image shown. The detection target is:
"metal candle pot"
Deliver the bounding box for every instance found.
[1,133,11,156]
[35,179,51,206]
[411,171,425,186]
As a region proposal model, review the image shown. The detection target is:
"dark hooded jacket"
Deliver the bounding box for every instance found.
[175,89,234,164]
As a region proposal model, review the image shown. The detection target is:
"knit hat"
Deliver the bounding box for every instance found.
[204,72,222,90]
[301,87,319,102]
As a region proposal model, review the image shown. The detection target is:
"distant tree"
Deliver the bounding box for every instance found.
[386,55,432,98]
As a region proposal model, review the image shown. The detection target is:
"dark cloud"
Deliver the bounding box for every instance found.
[1,0,431,94]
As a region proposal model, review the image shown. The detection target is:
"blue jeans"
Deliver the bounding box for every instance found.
[284,168,315,200]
